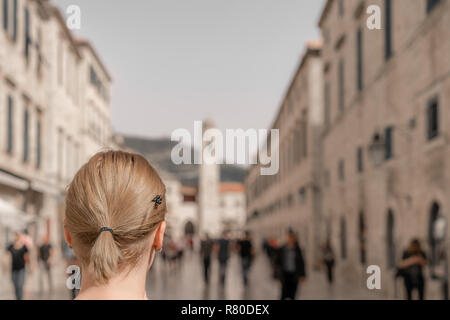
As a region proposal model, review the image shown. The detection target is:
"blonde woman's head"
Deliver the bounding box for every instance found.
[64,151,166,284]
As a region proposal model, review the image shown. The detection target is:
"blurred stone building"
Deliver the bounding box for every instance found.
[245,0,450,299]
[245,41,324,270]
[319,0,450,299]
[0,0,113,293]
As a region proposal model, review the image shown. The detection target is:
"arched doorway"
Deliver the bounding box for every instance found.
[358,211,366,265]
[184,221,195,236]
[428,202,445,267]
[386,209,395,269]
[429,201,449,299]
[340,216,347,259]
[326,216,332,242]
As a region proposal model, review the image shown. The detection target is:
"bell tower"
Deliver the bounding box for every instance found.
[198,119,221,236]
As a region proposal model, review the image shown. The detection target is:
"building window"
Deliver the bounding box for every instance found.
[427,98,439,141]
[287,194,293,207]
[298,187,306,204]
[36,29,42,76]
[385,127,394,160]
[36,119,41,169]
[57,129,63,180]
[58,40,63,86]
[338,159,345,181]
[324,82,331,128]
[357,28,363,92]
[66,136,72,179]
[428,202,442,267]
[301,114,307,158]
[340,216,347,259]
[359,212,366,265]
[294,128,301,164]
[338,0,344,17]
[7,95,13,153]
[338,58,345,113]
[427,0,441,13]
[90,65,107,100]
[24,7,30,59]
[357,146,364,173]
[386,209,395,269]
[12,0,17,41]
[385,0,392,60]
[23,109,29,163]
[3,0,8,31]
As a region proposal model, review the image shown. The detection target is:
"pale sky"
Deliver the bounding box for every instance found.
[54,0,326,139]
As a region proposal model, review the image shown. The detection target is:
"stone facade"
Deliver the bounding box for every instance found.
[245,0,450,299]
[245,41,324,271]
[319,0,450,299]
[0,0,113,294]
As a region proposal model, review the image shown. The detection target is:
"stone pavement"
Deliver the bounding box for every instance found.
[147,251,384,300]
[0,259,72,300]
[0,251,385,300]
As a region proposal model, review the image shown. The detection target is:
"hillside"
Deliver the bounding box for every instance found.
[121,135,246,186]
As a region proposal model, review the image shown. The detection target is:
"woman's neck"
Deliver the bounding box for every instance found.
[76,265,149,300]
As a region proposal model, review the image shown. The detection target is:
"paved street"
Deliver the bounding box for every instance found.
[1,251,384,300]
[147,252,383,300]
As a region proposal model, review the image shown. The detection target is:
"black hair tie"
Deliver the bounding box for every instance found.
[99,227,114,236]
[152,195,163,208]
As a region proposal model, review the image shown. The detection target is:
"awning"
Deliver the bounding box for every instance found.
[0,171,28,191]
[31,180,62,196]
[0,198,35,231]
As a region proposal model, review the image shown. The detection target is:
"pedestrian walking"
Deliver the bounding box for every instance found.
[397,239,427,300]
[274,229,306,300]
[322,240,335,286]
[200,233,213,284]
[267,237,279,268]
[5,232,29,300]
[216,231,231,286]
[237,231,254,286]
[38,235,54,294]
[176,237,185,268]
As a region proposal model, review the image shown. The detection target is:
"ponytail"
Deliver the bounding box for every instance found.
[90,229,123,284]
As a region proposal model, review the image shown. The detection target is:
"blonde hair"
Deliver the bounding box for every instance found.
[65,150,166,284]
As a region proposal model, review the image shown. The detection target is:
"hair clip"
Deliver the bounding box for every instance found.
[152,195,163,208]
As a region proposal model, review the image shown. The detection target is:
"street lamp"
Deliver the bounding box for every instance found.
[368,133,385,168]
[434,216,447,242]
[431,214,448,299]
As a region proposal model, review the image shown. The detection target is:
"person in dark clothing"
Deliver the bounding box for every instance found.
[322,240,335,285]
[5,233,29,300]
[398,239,427,300]
[262,238,269,257]
[38,235,54,294]
[237,231,254,286]
[216,231,231,286]
[200,233,213,284]
[274,230,306,300]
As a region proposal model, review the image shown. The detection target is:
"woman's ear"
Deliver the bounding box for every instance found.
[63,219,72,248]
[153,221,166,250]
